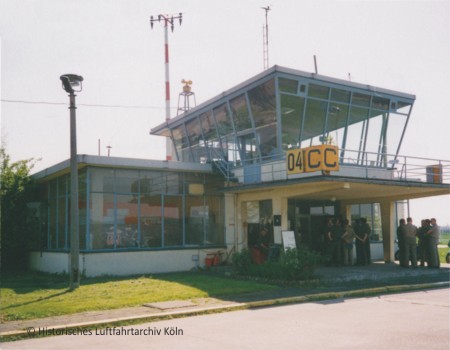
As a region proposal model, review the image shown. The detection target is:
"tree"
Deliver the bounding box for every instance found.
[0,147,37,271]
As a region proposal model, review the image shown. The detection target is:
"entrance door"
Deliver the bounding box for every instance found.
[296,215,311,248]
[310,215,329,253]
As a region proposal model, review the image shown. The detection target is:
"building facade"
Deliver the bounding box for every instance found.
[31,66,450,276]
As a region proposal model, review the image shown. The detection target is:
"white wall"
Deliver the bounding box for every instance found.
[29,249,226,277]
[29,252,70,274]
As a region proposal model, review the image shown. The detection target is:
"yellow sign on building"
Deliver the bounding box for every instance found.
[287,145,339,174]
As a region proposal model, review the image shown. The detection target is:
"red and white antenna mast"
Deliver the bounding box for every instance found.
[261,6,271,70]
[150,13,183,161]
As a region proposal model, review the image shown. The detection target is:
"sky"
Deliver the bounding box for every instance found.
[1,0,449,224]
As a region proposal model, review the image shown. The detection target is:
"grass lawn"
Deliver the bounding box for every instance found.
[0,271,280,322]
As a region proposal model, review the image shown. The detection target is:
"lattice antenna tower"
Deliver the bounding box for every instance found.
[261,6,271,70]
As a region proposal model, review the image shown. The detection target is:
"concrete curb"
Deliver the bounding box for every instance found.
[2,281,448,340]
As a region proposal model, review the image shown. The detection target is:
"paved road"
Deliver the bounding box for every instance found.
[3,288,449,350]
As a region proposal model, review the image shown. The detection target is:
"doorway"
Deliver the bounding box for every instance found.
[288,199,337,253]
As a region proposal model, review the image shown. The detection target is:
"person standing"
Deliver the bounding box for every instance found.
[328,218,344,266]
[341,219,356,266]
[323,217,334,260]
[355,219,369,265]
[360,218,372,265]
[397,219,406,267]
[402,217,418,268]
[417,219,430,267]
[426,218,440,268]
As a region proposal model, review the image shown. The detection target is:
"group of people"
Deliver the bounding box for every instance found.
[397,217,440,268]
[324,217,372,267]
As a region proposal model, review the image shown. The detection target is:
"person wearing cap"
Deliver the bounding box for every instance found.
[426,218,440,268]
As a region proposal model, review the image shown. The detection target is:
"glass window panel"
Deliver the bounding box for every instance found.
[364,113,384,160]
[300,99,327,147]
[181,147,193,162]
[79,190,87,250]
[281,94,304,150]
[326,103,349,148]
[214,104,239,162]
[140,171,163,195]
[331,88,350,103]
[58,176,67,196]
[199,111,221,161]
[90,168,114,192]
[214,103,233,137]
[343,107,369,157]
[90,193,114,249]
[164,196,182,246]
[49,180,57,249]
[115,169,139,194]
[308,84,329,99]
[57,197,66,249]
[185,196,205,245]
[385,112,408,159]
[199,111,217,141]
[140,194,162,248]
[248,79,276,128]
[279,77,298,94]
[310,207,323,215]
[116,194,139,248]
[371,203,382,241]
[258,127,277,159]
[171,124,189,161]
[185,116,203,147]
[205,195,224,245]
[324,206,335,215]
[165,173,180,195]
[352,92,371,107]
[238,133,258,163]
[230,94,251,132]
[190,145,209,163]
[248,79,277,158]
[372,96,390,111]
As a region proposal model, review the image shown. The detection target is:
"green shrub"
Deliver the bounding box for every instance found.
[231,247,322,281]
[231,248,252,275]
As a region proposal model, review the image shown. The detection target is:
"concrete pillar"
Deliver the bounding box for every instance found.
[341,203,351,221]
[380,200,396,263]
[224,193,236,252]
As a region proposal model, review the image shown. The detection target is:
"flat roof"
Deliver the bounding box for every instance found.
[33,154,213,181]
[151,65,416,135]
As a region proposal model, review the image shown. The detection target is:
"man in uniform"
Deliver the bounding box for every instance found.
[397,219,406,267]
[426,218,440,268]
[402,217,418,268]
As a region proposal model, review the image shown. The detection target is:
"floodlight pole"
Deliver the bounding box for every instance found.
[69,90,80,290]
[150,13,183,161]
[60,74,83,290]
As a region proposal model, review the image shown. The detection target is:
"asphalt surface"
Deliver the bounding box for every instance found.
[1,261,449,340]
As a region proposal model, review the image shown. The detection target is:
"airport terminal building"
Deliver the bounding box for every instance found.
[30,66,450,276]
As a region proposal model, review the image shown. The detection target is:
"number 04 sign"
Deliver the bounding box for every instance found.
[286,145,339,174]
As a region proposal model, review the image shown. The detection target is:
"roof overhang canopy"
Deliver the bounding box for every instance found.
[222,176,449,204]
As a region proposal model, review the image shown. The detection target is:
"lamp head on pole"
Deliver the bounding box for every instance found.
[60,74,84,94]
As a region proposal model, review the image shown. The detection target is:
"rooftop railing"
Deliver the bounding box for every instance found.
[213,149,450,185]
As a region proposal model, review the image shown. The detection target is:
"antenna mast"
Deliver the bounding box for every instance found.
[261,6,271,70]
[150,13,183,161]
